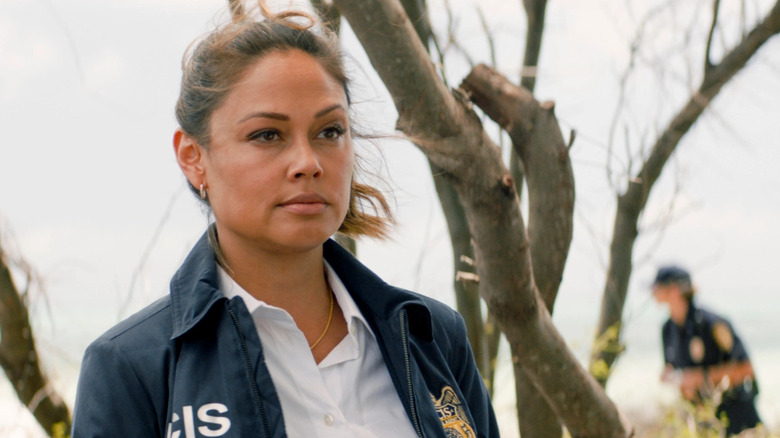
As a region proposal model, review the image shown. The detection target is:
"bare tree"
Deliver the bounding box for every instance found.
[0,235,71,437]
[392,2,565,435]
[590,0,780,387]
[396,0,496,391]
[332,0,629,436]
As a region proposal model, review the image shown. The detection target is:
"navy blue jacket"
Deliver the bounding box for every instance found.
[662,301,761,434]
[662,302,752,369]
[72,233,498,437]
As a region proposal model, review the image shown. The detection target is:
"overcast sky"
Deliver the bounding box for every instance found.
[1,0,779,435]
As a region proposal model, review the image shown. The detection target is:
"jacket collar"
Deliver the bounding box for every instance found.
[684,300,700,323]
[323,239,433,342]
[169,231,224,339]
[169,231,433,341]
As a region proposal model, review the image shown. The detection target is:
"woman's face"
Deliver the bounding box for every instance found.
[182,50,354,256]
[652,283,682,305]
[652,284,673,304]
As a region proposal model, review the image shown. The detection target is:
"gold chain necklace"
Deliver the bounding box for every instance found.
[309,288,334,350]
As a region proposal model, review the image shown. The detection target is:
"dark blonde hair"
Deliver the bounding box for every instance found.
[175,3,393,239]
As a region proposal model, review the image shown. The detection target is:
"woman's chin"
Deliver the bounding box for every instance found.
[265,227,340,253]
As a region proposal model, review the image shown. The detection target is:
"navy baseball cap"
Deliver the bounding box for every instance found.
[652,265,691,287]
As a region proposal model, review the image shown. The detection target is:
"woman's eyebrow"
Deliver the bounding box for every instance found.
[315,104,345,118]
[237,104,345,125]
[238,112,288,124]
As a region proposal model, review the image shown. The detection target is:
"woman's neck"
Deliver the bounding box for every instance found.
[215,232,328,311]
[212,226,347,363]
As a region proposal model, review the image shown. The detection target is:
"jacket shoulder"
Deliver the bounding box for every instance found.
[93,295,174,350]
[696,306,728,323]
[418,293,463,327]
[411,291,468,349]
[692,306,731,332]
[74,296,174,436]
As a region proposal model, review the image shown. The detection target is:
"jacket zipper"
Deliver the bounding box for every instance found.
[400,310,424,438]
[228,306,272,438]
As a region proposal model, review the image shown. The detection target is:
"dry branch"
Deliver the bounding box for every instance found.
[592,0,780,386]
[0,241,71,436]
[462,63,575,438]
[332,0,629,435]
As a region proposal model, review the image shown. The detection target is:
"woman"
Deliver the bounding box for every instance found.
[71,4,497,438]
[652,265,761,436]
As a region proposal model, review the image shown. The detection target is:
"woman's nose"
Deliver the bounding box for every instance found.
[288,139,323,179]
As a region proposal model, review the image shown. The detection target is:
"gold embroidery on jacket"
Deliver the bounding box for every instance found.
[430,386,476,438]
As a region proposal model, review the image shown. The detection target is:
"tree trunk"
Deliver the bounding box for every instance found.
[311,0,342,35]
[333,233,357,255]
[519,0,548,92]
[461,62,574,438]
[332,0,628,435]
[513,1,562,434]
[590,0,780,386]
[0,245,71,437]
[431,165,492,381]
[396,0,494,384]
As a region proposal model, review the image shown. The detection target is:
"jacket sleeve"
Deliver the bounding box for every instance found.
[449,311,500,438]
[71,338,163,438]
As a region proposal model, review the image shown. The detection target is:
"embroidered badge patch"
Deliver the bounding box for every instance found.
[689,336,705,363]
[430,386,476,438]
[713,322,734,353]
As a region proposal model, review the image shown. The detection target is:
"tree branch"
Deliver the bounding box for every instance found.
[311,0,342,35]
[399,0,431,49]
[333,0,628,435]
[461,64,573,311]
[520,0,548,91]
[704,0,722,73]
[0,241,71,436]
[462,64,573,437]
[394,0,493,383]
[640,0,779,209]
[592,0,780,385]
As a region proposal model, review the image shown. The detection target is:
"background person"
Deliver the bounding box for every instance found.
[652,265,761,435]
[71,3,497,437]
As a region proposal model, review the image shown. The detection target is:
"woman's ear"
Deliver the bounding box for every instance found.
[173,129,206,187]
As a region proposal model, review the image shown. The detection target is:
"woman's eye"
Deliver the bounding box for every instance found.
[319,125,346,140]
[249,130,280,142]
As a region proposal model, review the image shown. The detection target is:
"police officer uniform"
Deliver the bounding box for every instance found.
[656,266,762,435]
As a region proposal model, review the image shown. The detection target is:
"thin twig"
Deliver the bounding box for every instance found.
[704,0,722,74]
[119,185,186,319]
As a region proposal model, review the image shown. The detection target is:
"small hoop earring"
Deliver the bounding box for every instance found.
[199,183,207,201]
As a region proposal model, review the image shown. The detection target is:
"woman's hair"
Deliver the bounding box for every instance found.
[680,284,696,302]
[175,2,393,239]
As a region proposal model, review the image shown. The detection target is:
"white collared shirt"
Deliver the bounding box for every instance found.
[218,261,418,438]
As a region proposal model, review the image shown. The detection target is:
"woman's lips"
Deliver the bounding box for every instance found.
[278,194,328,215]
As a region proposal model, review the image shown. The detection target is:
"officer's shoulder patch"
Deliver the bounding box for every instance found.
[713,322,734,353]
[430,386,476,438]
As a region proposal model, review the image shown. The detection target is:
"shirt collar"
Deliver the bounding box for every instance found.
[217,264,262,313]
[169,230,432,341]
[325,260,374,338]
[216,259,374,336]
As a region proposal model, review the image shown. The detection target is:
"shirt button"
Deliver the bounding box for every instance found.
[323,414,334,426]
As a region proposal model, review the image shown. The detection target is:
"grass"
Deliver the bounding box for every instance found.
[626,401,778,438]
